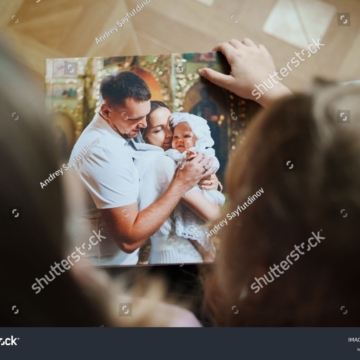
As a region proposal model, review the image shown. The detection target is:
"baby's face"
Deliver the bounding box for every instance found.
[172,122,197,153]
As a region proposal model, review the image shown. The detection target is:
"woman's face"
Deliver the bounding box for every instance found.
[145,107,173,150]
[172,122,197,153]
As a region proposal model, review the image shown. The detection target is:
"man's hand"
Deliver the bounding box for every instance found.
[174,152,216,193]
[199,38,292,108]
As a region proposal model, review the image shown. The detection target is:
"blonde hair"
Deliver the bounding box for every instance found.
[203,82,360,326]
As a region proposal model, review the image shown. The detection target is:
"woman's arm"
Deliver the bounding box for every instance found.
[181,189,221,222]
[198,173,219,190]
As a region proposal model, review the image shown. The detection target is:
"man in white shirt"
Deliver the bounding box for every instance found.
[69,71,215,265]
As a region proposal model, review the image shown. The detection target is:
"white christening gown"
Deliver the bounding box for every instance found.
[165,147,225,252]
[131,143,203,264]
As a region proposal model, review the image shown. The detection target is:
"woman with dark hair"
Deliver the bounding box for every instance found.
[199,38,360,326]
[142,100,173,150]
[142,100,220,191]
[138,101,222,263]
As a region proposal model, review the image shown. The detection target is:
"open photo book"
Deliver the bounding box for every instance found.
[45,51,261,267]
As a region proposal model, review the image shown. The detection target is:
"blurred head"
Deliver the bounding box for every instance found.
[0,38,170,327]
[100,71,151,139]
[172,122,198,153]
[0,37,112,326]
[142,101,173,150]
[204,82,360,326]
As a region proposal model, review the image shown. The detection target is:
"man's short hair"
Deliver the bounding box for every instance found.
[100,71,151,108]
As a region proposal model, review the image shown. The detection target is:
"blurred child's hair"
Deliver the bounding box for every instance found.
[0,37,170,327]
[203,81,360,326]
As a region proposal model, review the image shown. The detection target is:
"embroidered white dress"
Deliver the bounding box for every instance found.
[148,215,203,264]
[164,112,226,251]
[131,142,203,264]
[166,148,225,251]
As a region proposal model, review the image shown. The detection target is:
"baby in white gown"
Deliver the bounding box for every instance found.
[165,112,225,261]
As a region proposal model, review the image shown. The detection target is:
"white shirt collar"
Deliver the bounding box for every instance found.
[95,112,130,146]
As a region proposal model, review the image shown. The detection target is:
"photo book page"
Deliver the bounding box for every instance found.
[45,51,261,267]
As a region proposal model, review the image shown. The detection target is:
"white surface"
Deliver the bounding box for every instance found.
[194,0,216,6]
[263,0,336,49]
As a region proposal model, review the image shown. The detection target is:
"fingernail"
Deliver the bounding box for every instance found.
[198,68,205,75]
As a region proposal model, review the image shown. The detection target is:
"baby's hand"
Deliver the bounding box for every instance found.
[185,149,197,161]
